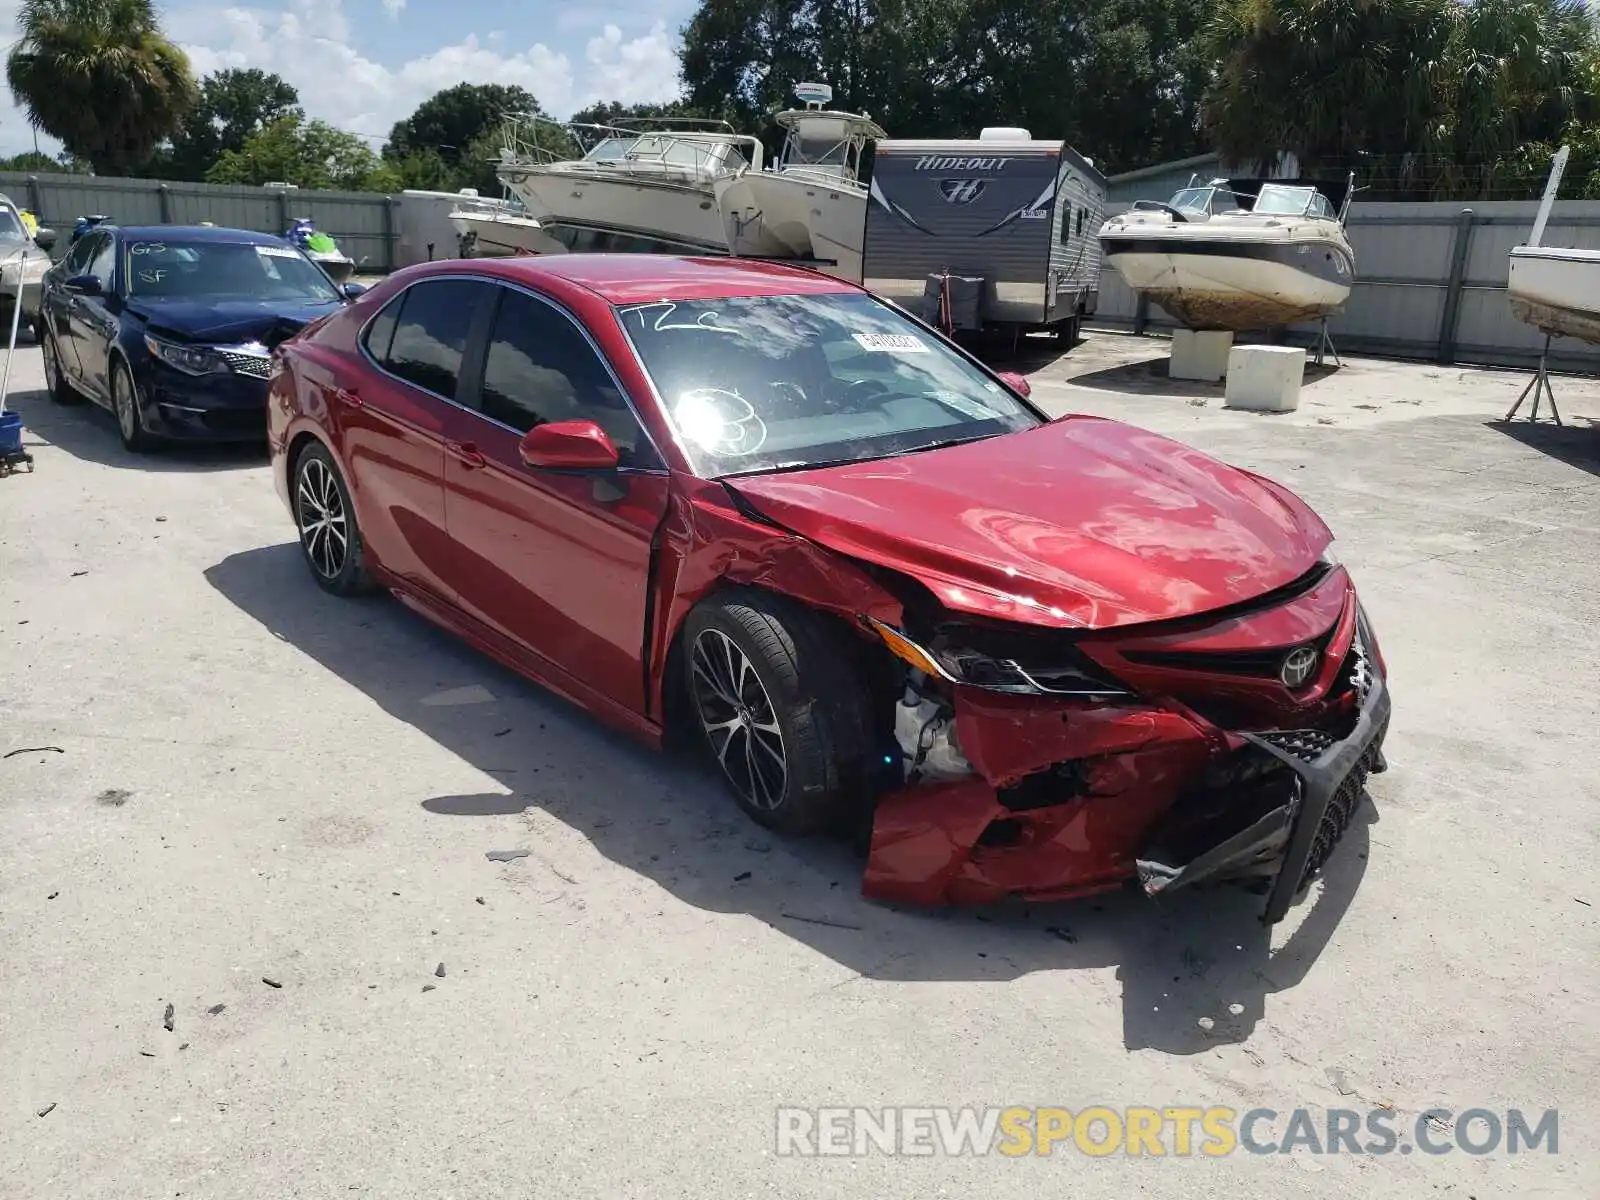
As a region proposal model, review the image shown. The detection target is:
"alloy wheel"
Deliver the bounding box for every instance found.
[113,369,137,441]
[690,628,788,811]
[296,457,349,580]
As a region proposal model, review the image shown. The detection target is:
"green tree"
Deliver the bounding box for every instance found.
[6,0,198,175]
[207,114,390,191]
[153,68,301,181]
[0,150,61,171]
[385,82,540,169]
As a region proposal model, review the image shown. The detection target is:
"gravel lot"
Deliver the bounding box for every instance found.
[2,332,1597,1198]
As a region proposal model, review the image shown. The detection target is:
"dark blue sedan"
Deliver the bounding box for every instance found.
[38,223,363,452]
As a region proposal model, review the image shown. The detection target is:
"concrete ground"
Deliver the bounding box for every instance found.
[2,332,1597,1198]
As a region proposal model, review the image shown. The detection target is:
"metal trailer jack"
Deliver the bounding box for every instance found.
[1311,317,1342,368]
[1504,333,1563,425]
[0,246,33,477]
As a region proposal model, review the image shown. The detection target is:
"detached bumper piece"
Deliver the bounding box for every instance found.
[1136,671,1390,924]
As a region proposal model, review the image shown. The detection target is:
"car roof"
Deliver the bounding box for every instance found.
[114,225,289,245]
[466,253,861,304]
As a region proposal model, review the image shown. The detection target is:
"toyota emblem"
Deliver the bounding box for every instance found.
[1279,646,1318,689]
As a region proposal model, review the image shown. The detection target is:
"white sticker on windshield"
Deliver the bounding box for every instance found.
[852,332,929,354]
[257,244,299,258]
[929,390,999,420]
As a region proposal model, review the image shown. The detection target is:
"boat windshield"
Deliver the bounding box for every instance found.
[1168,186,1245,216]
[617,291,1041,478]
[1253,184,1335,218]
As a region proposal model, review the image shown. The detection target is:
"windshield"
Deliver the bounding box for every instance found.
[0,206,28,243]
[1253,184,1320,216]
[617,292,1042,477]
[124,238,344,301]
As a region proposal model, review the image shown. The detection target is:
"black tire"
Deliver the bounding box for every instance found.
[110,358,159,453]
[682,590,878,835]
[291,441,373,596]
[41,329,83,405]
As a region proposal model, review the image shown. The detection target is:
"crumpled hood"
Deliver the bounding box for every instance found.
[129,296,343,344]
[726,416,1331,630]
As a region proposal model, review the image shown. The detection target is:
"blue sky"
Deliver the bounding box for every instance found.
[0,0,697,156]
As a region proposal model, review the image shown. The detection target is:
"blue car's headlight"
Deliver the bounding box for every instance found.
[144,334,226,375]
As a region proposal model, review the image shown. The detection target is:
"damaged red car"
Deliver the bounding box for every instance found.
[267,254,1390,924]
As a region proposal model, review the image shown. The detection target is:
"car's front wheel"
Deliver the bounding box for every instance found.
[292,441,372,596]
[110,359,159,453]
[682,591,878,835]
[42,331,83,405]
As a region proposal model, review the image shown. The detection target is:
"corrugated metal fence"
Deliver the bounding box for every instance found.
[1090,198,1600,372]
[0,170,399,272]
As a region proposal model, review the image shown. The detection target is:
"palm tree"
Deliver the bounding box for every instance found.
[1202,0,1456,170]
[7,0,198,176]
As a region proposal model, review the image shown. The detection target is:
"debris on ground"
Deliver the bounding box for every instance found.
[47,891,58,900]
[422,984,436,993]
[494,728,511,737]
[744,838,772,853]
[1327,1066,1356,1096]
[419,684,496,707]
[1045,926,1078,944]
[778,911,862,931]
[4,745,63,758]
[434,963,446,978]
[179,1043,189,1050]
[154,516,166,522]
[162,1003,175,1032]
[96,788,132,807]
[261,977,283,989]
[70,570,87,578]
[36,1103,56,1118]
[475,897,486,905]
[733,872,752,882]
[206,1004,225,1016]
[140,1050,155,1057]
[485,849,530,862]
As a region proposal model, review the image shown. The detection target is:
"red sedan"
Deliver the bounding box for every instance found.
[267,254,1389,923]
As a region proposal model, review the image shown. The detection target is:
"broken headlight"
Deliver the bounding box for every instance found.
[865,616,1132,698]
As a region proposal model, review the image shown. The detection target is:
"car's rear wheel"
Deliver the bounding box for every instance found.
[42,331,83,405]
[683,591,878,835]
[110,359,159,453]
[293,441,372,596]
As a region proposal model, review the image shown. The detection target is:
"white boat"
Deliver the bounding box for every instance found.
[714,82,885,282]
[495,116,763,254]
[1507,148,1600,345]
[448,196,566,258]
[1098,178,1355,331]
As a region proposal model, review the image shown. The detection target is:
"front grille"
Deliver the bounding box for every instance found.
[220,350,271,379]
[1255,728,1338,765]
[1123,622,1337,679]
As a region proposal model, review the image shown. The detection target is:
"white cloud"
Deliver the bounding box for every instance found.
[0,0,683,157]
[381,0,405,18]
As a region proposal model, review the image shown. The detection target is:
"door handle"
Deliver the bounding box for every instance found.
[447,439,486,469]
[332,386,363,408]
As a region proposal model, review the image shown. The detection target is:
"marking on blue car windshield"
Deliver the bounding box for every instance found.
[256,245,298,259]
[129,242,166,255]
[138,269,166,283]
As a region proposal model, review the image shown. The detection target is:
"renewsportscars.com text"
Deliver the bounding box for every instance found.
[774,1106,1559,1157]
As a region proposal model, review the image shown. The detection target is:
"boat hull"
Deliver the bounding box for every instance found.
[1507,246,1600,345]
[1102,232,1353,330]
[499,165,728,252]
[715,172,868,282]
[309,251,355,285]
[449,211,567,257]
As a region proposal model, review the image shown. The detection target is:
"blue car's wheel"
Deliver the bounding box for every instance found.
[110,358,159,454]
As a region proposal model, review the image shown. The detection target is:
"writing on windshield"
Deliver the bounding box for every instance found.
[124,240,342,301]
[616,292,1039,477]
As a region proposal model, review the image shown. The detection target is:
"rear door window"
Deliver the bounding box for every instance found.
[381,279,491,399]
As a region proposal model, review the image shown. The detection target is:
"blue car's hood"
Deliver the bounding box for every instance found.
[128,295,343,344]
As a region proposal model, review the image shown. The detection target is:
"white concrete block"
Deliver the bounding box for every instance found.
[1225,344,1306,412]
[1169,329,1233,382]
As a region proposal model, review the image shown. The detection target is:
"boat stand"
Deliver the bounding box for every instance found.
[1311,318,1341,368]
[1504,335,1563,425]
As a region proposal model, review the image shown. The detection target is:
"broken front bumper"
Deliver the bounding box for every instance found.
[1135,669,1390,923]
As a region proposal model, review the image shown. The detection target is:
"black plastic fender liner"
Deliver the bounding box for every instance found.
[1246,671,1391,925]
[1135,787,1297,898]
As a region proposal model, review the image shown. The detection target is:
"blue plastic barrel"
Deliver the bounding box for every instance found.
[0,410,22,455]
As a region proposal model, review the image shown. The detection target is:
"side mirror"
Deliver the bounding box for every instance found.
[65,274,102,296]
[341,281,368,300]
[33,229,56,252]
[518,419,620,470]
[996,370,1031,398]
